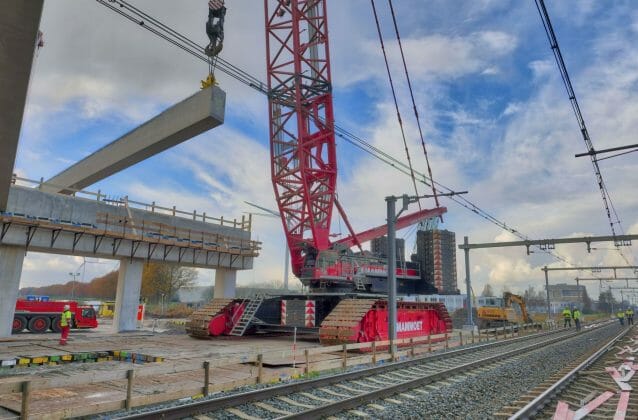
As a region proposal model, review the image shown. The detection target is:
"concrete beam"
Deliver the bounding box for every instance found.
[43,86,226,194]
[0,1,44,210]
[0,246,26,337]
[113,260,143,332]
[214,268,236,298]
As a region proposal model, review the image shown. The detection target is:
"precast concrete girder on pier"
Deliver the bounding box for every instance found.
[0,1,44,210]
[114,260,143,332]
[43,86,226,194]
[2,186,256,269]
[0,246,26,337]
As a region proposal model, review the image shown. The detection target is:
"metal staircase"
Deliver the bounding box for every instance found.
[229,295,264,336]
[354,276,366,291]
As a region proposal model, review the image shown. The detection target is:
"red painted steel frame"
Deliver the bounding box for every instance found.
[265,0,337,276]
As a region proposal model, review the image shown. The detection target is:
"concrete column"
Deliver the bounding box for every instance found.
[0,246,25,337]
[0,0,44,210]
[214,268,236,298]
[113,260,143,332]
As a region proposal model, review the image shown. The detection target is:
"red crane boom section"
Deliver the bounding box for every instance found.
[336,206,447,249]
[265,0,447,277]
[265,0,336,276]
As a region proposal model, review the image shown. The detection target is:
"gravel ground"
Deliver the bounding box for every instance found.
[85,328,596,420]
[344,324,623,419]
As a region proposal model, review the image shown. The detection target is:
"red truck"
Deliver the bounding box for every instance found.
[12,299,99,334]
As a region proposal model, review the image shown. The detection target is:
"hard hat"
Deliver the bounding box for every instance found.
[63,304,70,310]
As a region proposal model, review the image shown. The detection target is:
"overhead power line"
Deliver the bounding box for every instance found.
[533,0,634,267]
[533,1,622,239]
[96,0,588,268]
[370,0,421,210]
[386,0,440,211]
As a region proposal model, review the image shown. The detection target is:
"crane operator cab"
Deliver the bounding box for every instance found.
[205,0,226,57]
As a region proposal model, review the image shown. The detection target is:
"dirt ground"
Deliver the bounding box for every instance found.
[0,318,328,419]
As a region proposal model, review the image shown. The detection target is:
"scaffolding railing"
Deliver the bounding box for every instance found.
[11,174,252,231]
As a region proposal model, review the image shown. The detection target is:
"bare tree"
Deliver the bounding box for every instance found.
[141,263,198,304]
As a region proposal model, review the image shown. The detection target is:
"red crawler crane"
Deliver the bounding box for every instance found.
[265,0,444,286]
[188,1,453,343]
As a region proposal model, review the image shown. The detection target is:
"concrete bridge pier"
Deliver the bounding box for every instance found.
[0,246,25,337]
[113,259,143,332]
[214,268,236,298]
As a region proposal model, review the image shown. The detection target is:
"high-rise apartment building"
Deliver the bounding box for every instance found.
[412,229,458,294]
[371,236,405,262]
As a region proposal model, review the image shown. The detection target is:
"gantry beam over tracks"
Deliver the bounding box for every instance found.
[572,277,638,291]
[460,234,638,324]
[540,266,638,318]
[458,234,637,254]
[541,266,638,271]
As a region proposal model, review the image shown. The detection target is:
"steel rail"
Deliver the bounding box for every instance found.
[117,327,590,420]
[279,327,604,419]
[508,326,632,419]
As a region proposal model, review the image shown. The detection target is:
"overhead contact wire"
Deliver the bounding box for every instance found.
[534,0,633,266]
[370,0,421,210]
[387,0,440,211]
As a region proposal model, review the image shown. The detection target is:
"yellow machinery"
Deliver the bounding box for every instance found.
[98,301,115,318]
[476,292,530,328]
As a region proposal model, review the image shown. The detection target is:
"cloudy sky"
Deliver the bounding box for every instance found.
[15,0,638,303]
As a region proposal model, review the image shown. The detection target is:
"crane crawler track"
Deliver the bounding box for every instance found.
[185,298,234,338]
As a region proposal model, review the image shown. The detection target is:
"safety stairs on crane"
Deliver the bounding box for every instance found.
[229,295,264,336]
[354,276,366,291]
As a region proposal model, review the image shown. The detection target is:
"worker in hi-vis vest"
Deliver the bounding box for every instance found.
[562,307,572,328]
[572,307,582,331]
[626,308,634,325]
[59,305,72,345]
[617,310,625,326]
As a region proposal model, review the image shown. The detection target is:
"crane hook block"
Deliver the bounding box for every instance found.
[205,0,226,57]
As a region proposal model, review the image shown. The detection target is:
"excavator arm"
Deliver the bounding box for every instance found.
[503,292,530,323]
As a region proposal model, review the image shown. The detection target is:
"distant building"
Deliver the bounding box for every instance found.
[403,294,467,312]
[412,229,458,294]
[371,236,405,261]
[547,283,587,310]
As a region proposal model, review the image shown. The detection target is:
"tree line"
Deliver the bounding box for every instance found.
[20,263,198,303]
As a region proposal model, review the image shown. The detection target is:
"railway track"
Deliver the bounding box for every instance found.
[112,323,619,420]
[498,325,638,419]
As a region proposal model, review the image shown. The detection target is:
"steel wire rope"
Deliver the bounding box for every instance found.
[534,0,632,267]
[95,0,589,270]
[370,0,421,210]
[386,0,440,211]
[96,0,267,93]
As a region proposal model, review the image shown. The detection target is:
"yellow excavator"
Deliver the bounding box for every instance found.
[476,292,530,329]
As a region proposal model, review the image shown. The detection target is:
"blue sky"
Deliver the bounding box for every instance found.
[16,0,638,303]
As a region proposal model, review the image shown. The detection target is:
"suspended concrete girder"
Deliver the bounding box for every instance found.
[42,86,226,194]
[0,0,44,210]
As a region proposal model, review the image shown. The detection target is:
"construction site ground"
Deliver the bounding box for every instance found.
[0,318,473,419]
